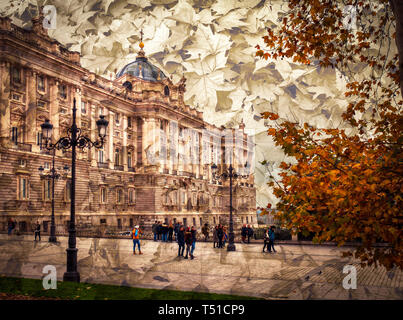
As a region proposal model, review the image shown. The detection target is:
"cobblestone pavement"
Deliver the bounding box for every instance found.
[0,234,401,300]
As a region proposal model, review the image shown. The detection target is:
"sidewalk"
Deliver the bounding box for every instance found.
[0,234,401,300]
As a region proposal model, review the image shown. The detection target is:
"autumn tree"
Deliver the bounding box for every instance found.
[256,0,402,270]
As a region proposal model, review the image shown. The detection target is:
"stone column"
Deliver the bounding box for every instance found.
[49,78,60,141]
[25,69,37,145]
[90,103,97,166]
[122,115,128,170]
[0,61,11,147]
[108,110,114,169]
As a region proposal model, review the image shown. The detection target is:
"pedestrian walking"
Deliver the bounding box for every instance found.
[34,221,41,241]
[177,225,185,257]
[262,228,270,252]
[247,225,254,243]
[184,227,193,259]
[168,222,174,242]
[269,226,277,253]
[132,225,143,255]
[241,224,247,243]
[152,220,158,241]
[201,223,209,241]
[190,225,197,259]
[212,225,219,248]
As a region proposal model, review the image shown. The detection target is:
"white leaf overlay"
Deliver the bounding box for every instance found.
[4,0,368,209]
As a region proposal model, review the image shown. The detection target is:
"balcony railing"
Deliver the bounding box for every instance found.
[11,142,32,152]
[98,162,108,169]
[114,165,124,171]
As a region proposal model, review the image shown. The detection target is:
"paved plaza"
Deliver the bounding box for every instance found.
[0,234,401,300]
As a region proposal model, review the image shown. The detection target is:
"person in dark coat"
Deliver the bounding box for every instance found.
[269,226,277,253]
[34,221,41,241]
[247,225,254,243]
[217,224,224,248]
[184,227,193,259]
[241,224,247,243]
[212,225,219,248]
[201,223,209,241]
[152,220,158,241]
[168,222,174,242]
[157,221,162,240]
[177,225,185,257]
[174,222,180,240]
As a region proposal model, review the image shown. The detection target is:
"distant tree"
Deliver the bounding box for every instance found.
[257,0,402,270]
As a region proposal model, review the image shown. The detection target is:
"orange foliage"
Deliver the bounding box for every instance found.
[257,0,403,270]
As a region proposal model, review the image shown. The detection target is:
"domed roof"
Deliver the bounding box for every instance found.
[116,56,167,82]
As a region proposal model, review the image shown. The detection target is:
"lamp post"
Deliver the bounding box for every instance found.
[38,149,69,243]
[41,98,108,282]
[211,162,249,251]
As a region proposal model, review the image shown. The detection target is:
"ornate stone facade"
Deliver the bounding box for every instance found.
[0,16,256,232]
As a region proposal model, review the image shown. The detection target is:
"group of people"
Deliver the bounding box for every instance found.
[133,221,198,259]
[152,221,175,242]
[241,224,254,243]
[212,224,228,248]
[131,222,277,257]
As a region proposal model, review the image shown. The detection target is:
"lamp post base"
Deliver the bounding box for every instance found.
[63,271,80,282]
[48,225,57,243]
[63,247,80,282]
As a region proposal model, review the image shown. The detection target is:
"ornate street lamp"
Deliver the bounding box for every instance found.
[41,98,108,282]
[38,150,69,243]
[211,162,249,251]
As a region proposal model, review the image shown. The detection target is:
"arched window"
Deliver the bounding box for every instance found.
[164,85,170,96]
[123,81,132,91]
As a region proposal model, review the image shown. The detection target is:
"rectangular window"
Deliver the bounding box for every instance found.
[193,217,196,227]
[59,84,67,99]
[12,93,21,101]
[37,132,43,148]
[37,75,45,91]
[11,127,18,144]
[127,116,132,128]
[116,189,123,204]
[115,149,120,166]
[43,179,51,201]
[12,67,21,83]
[100,187,107,203]
[115,113,120,125]
[127,152,132,168]
[128,189,135,204]
[81,101,86,114]
[99,150,104,163]
[18,177,29,200]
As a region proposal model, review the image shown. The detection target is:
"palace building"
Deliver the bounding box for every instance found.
[0,15,256,233]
